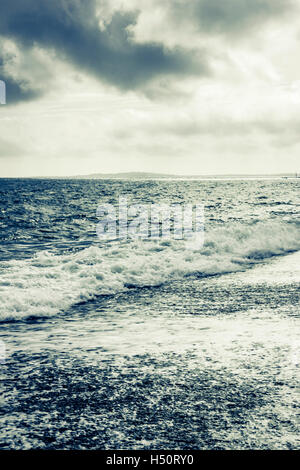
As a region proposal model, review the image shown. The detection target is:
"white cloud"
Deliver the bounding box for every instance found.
[1,0,300,176]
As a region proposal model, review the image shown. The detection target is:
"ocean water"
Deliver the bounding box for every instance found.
[0,178,299,449]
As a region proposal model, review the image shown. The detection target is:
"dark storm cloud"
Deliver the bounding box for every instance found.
[170,0,295,34]
[0,0,206,103]
[2,76,40,104]
[0,63,41,104]
[0,51,44,104]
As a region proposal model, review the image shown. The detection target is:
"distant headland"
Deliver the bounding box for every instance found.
[68,172,299,180]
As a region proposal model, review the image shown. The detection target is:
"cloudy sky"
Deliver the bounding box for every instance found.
[0,0,300,176]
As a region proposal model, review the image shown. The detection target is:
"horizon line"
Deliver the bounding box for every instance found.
[0,171,299,179]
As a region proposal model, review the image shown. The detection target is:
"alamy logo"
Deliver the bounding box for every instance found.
[0,80,6,104]
[96,196,205,249]
[0,340,6,363]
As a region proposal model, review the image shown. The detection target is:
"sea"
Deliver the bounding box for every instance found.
[0,177,299,449]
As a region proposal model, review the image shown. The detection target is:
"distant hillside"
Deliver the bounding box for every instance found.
[72,172,178,179]
[70,172,296,180]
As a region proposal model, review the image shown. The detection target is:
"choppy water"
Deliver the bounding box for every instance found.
[0,178,299,449]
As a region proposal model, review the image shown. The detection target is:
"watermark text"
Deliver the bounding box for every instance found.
[96,196,204,249]
[0,80,6,105]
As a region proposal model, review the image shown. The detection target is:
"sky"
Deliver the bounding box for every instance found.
[0,0,300,177]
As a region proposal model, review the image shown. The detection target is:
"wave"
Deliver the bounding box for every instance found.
[0,220,299,322]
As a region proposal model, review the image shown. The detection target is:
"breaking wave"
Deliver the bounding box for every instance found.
[0,220,299,322]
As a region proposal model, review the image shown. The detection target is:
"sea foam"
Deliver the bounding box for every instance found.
[0,220,299,322]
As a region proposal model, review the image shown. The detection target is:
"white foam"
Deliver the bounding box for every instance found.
[0,220,299,322]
